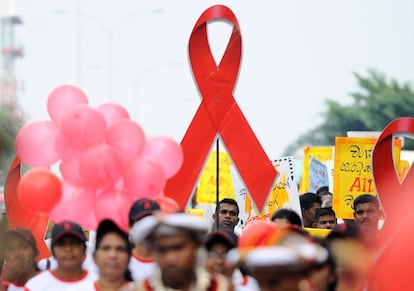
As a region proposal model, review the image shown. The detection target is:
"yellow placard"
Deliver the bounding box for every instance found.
[196,151,236,204]
[244,173,290,222]
[243,157,301,227]
[186,208,205,218]
[333,137,401,219]
[299,146,333,193]
[304,227,331,238]
[398,160,410,181]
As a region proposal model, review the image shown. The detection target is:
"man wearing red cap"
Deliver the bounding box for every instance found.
[25,221,96,290]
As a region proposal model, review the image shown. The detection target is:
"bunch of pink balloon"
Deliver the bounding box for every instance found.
[15,84,184,231]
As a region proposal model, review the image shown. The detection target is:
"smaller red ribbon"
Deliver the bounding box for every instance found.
[370,117,414,289]
[4,157,50,260]
[165,5,277,211]
[372,117,414,244]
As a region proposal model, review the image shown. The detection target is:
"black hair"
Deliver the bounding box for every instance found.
[271,208,302,227]
[215,198,240,216]
[300,192,322,211]
[316,186,329,195]
[95,219,133,281]
[314,207,336,221]
[353,194,379,210]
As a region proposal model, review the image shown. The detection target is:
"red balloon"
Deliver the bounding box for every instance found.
[18,168,62,216]
[106,119,146,166]
[60,104,107,149]
[94,188,133,231]
[97,102,130,128]
[79,144,123,189]
[156,196,181,214]
[142,136,184,178]
[49,181,96,225]
[47,84,89,125]
[15,121,60,167]
[123,156,167,199]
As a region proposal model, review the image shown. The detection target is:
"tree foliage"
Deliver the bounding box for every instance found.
[283,69,414,155]
[0,104,24,184]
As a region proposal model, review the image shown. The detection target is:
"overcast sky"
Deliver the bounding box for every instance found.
[10,0,414,159]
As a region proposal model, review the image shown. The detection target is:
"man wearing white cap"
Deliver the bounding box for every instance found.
[130,212,231,291]
[229,221,328,291]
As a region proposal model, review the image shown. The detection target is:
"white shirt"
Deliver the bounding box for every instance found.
[232,269,260,291]
[128,254,158,281]
[64,281,135,291]
[24,270,95,291]
[0,282,27,291]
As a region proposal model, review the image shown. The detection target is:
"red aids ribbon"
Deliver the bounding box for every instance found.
[370,117,414,289]
[165,5,277,211]
[372,117,414,243]
[4,157,51,260]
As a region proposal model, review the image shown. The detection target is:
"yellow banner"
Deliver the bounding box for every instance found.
[299,146,333,193]
[244,157,301,227]
[196,151,236,204]
[186,208,205,218]
[305,227,331,238]
[333,137,401,219]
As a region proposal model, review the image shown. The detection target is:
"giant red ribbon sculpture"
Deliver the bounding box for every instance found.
[4,157,50,259]
[369,117,414,290]
[165,5,277,211]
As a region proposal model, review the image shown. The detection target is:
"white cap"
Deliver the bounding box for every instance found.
[235,242,328,270]
[130,212,209,245]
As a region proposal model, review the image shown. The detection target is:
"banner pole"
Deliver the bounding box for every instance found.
[215,138,220,230]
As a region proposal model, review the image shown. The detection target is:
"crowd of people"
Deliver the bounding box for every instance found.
[0,190,383,291]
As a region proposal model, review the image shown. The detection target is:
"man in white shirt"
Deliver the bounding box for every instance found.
[25,221,96,290]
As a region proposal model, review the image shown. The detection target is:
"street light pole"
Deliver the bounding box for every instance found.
[133,61,184,117]
[88,8,165,101]
[75,0,81,86]
[55,7,164,100]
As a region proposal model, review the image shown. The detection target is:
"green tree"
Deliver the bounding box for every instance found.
[0,103,24,184]
[283,69,414,155]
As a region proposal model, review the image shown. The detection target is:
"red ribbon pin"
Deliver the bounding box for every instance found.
[165,5,277,210]
[370,118,414,289]
[372,117,414,243]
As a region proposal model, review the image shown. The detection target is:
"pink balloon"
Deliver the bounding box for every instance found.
[47,84,89,125]
[82,209,98,231]
[60,104,107,149]
[123,156,167,199]
[97,102,130,128]
[15,121,60,167]
[55,132,81,160]
[106,119,146,166]
[142,136,184,178]
[94,188,133,231]
[60,152,83,186]
[49,181,96,225]
[79,144,123,189]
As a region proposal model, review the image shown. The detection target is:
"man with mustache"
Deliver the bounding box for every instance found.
[353,194,381,246]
